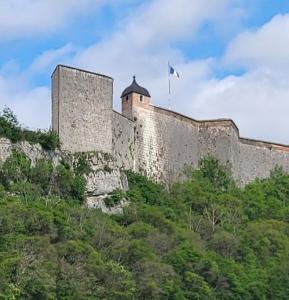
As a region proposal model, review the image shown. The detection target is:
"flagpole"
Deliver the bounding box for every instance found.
[168,61,171,110]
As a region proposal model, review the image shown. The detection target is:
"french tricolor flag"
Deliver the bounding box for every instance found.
[168,63,180,78]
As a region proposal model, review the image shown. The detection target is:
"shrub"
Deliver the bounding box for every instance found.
[126,171,167,205]
[70,175,86,202]
[36,130,60,150]
[54,163,85,202]
[0,184,5,198]
[29,159,54,195]
[0,107,60,150]
[0,151,85,202]
[10,182,42,201]
[0,150,31,187]
[104,189,126,207]
[198,156,234,192]
[74,154,92,175]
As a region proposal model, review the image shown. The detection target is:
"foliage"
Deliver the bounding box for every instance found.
[105,189,126,207]
[0,107,60,150]
[0,150,85,203]
[73,153,92,175]
[126,170,168,206]
[1,153,289,298]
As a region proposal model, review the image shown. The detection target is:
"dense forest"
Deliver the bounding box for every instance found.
[1,109,289,299]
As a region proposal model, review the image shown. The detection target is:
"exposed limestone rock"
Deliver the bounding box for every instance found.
[14,141,44,166]
[0,138,12,162]
[0,138,63,167]
[86,195,129,214]
[86,170,124,196]
[0,138,131,214]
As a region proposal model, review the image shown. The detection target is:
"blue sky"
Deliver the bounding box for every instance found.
[1,0,289,144]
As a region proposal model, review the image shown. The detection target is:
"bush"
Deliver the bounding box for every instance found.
[10,182,42,201]
[105,189,126,207]
[198,156,234,192]
[70,175,86,202]
[126,171,167,206]
[74,154,92,175]
[0,151,86,203]
[0,184,5,198]
[53,163,86,202]
[0,150,31,188]
[0,107,60,150]
[29,159,54,195]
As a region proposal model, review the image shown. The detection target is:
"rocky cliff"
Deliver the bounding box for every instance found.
[0,138,129,213]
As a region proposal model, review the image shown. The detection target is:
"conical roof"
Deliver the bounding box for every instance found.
[121,76,151,98]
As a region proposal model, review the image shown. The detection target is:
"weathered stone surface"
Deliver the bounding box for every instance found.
[52,65,113,153]
[133,106,199,183]
[133,104,289,185]
[0,138,12,162]
[0,138,130,212]
[0,138,63,167]
[86,195,129,214]
[85,170,125,196]
[112,111,135,170]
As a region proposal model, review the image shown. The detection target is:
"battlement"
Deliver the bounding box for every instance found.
[51,65,289,186]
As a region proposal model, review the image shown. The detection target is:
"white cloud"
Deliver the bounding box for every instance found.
[28,44,76,74]
[0,75,50,129]
[206,13,289,144]
[124,0,229,48]
[0,0,102,39]
[190,69,289,144]
[0,0,242,131]
[225,14,289,70]
[72,0,230,110]
[2,0,289,146]
[0,43,78,129]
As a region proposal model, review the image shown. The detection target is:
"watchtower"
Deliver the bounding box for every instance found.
[121,76,151,119]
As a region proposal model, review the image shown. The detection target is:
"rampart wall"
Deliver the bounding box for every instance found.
[236,139,289,185]
[50,65,289,187]
[112,111,135,170]
[133,106,199,182]
[132,104,289,186]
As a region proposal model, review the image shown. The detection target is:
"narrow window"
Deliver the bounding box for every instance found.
[140,95,143,102]
[126,95,129,101]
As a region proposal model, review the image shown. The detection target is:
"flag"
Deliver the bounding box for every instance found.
[168,63,180,78]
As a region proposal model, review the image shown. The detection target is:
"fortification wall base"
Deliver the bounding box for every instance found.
[112,104,289,186]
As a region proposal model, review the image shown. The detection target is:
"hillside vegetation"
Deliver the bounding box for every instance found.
[1,150,289,299]
[1,111,289,299]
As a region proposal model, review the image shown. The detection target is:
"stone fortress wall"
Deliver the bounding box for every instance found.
[52,65,113,153]
[52,65,289,186]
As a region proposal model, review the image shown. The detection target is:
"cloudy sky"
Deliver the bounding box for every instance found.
[1,0,289,144]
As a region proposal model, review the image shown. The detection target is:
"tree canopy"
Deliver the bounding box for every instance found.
[1,152,289,299]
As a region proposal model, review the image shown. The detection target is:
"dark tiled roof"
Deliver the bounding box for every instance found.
[121,76,151,98]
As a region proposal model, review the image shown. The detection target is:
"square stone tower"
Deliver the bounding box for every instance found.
[52,65,113,153]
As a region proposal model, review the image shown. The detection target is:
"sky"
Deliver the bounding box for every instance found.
[1,0,289,144]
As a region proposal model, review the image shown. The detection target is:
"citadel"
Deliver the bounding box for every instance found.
[51,65,289,187]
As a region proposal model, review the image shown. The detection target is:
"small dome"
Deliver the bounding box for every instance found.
[121,76,151,98]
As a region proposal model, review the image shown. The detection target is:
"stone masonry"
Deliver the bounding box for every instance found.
[51,65,289,186]
[52,65,113,153]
